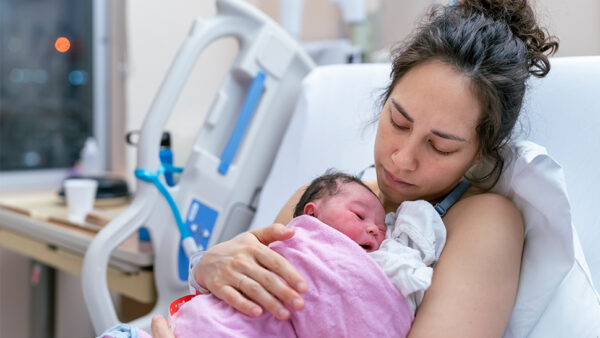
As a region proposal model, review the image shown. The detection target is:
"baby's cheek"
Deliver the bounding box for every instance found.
[377,231,386,245]
[345,227,365,243]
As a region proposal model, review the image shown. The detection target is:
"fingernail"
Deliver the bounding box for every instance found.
[293,298,303,310]
[278,308,290,319]
[296,281,307,292]
[251,306,262,317]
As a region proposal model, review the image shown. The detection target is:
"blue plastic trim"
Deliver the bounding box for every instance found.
[135,166,190,240]
[218,71,266,175]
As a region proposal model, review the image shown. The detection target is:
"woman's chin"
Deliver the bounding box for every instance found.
[379,185,414,210]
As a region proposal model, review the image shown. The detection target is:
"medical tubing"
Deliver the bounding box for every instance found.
[135,165,198,257]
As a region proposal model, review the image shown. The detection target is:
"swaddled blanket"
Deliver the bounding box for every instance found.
[171,215,413,338]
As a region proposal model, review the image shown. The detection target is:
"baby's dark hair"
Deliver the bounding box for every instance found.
[293,170,378,218]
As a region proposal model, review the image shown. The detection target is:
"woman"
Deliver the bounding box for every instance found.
[154,0,558,336]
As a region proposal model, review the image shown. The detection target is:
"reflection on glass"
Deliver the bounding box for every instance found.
[0,0,94,171]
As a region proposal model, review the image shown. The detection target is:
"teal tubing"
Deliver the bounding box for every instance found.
[135,164,189,239]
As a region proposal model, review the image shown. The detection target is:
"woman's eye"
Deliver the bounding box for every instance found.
[389,116,409,130]
[429,141,453,156]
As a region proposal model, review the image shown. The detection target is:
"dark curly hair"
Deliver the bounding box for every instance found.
[293,170,378,218]
[380,0,559,189]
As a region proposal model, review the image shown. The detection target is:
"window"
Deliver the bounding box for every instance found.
[0,0,108,190]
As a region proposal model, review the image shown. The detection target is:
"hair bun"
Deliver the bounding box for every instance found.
[454,0,559,77]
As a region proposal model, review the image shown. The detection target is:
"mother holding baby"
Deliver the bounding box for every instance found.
[153,0,558,336]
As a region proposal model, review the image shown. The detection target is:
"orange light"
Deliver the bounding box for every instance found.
[55,37,71,53]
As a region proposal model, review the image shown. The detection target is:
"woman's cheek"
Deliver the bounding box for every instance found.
[373,128,389,163]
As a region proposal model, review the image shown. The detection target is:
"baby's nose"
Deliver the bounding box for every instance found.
[366,222,378,235]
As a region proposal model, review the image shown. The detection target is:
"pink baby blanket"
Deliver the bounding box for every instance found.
[171,215,413,337]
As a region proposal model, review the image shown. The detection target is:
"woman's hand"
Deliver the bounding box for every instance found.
[192,223,307,320]
[151,315,174,338]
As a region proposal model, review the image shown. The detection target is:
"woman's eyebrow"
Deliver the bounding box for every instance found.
[391,99,413,122]
[391,99,468,142]
[432,130,468,142]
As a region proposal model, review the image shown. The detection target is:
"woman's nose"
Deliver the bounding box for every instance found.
[391,143,418,171]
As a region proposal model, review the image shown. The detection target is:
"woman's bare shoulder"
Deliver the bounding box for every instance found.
[409,192,525,336]
[273,183,310,225]
[444,190,524,234]
[364,180,380,194]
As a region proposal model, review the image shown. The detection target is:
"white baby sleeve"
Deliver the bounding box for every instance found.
[369,200,446,313]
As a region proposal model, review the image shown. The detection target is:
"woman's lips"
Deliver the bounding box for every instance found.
[383,168,415,190]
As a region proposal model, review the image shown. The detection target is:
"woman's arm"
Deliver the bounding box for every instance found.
[191,185,309,320]
[408,193,524,337]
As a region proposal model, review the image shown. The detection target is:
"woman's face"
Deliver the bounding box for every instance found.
[374,60,481,208]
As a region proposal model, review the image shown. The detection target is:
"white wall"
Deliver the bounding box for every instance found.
[256,0,600,57]
[534,0,600,57]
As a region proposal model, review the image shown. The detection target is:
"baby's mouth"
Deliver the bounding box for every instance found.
[360,242,376,252]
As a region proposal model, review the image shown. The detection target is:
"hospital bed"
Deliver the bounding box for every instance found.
[83,0,600,335]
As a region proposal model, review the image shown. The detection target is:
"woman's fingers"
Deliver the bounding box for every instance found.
[215,285,265,318]
[195,226,307,320]
[235,275,292,320]
[205,243,302,319]
[253,243,307,300]
[251,225,308,295]
[251,223,295,245]
[150,315,174,338]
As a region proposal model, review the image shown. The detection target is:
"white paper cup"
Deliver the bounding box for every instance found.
[64,179,98,224]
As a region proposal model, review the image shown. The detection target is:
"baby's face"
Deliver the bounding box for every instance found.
[312,182,387,252]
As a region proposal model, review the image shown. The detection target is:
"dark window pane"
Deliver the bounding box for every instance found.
[0,0,94,171]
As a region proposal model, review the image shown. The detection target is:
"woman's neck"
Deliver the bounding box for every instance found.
[366,178,479,214]
[381,197,400,214]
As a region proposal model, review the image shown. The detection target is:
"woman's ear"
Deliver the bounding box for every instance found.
[471,148,483,166]
[303,202,318,217]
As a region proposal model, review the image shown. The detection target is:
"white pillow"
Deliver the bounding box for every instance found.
[249,63,600,336]
[492,141,600,337]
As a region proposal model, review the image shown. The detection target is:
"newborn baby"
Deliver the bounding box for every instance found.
[176,171,445,337]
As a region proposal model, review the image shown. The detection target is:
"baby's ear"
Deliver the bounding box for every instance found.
[303,202,318,217]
